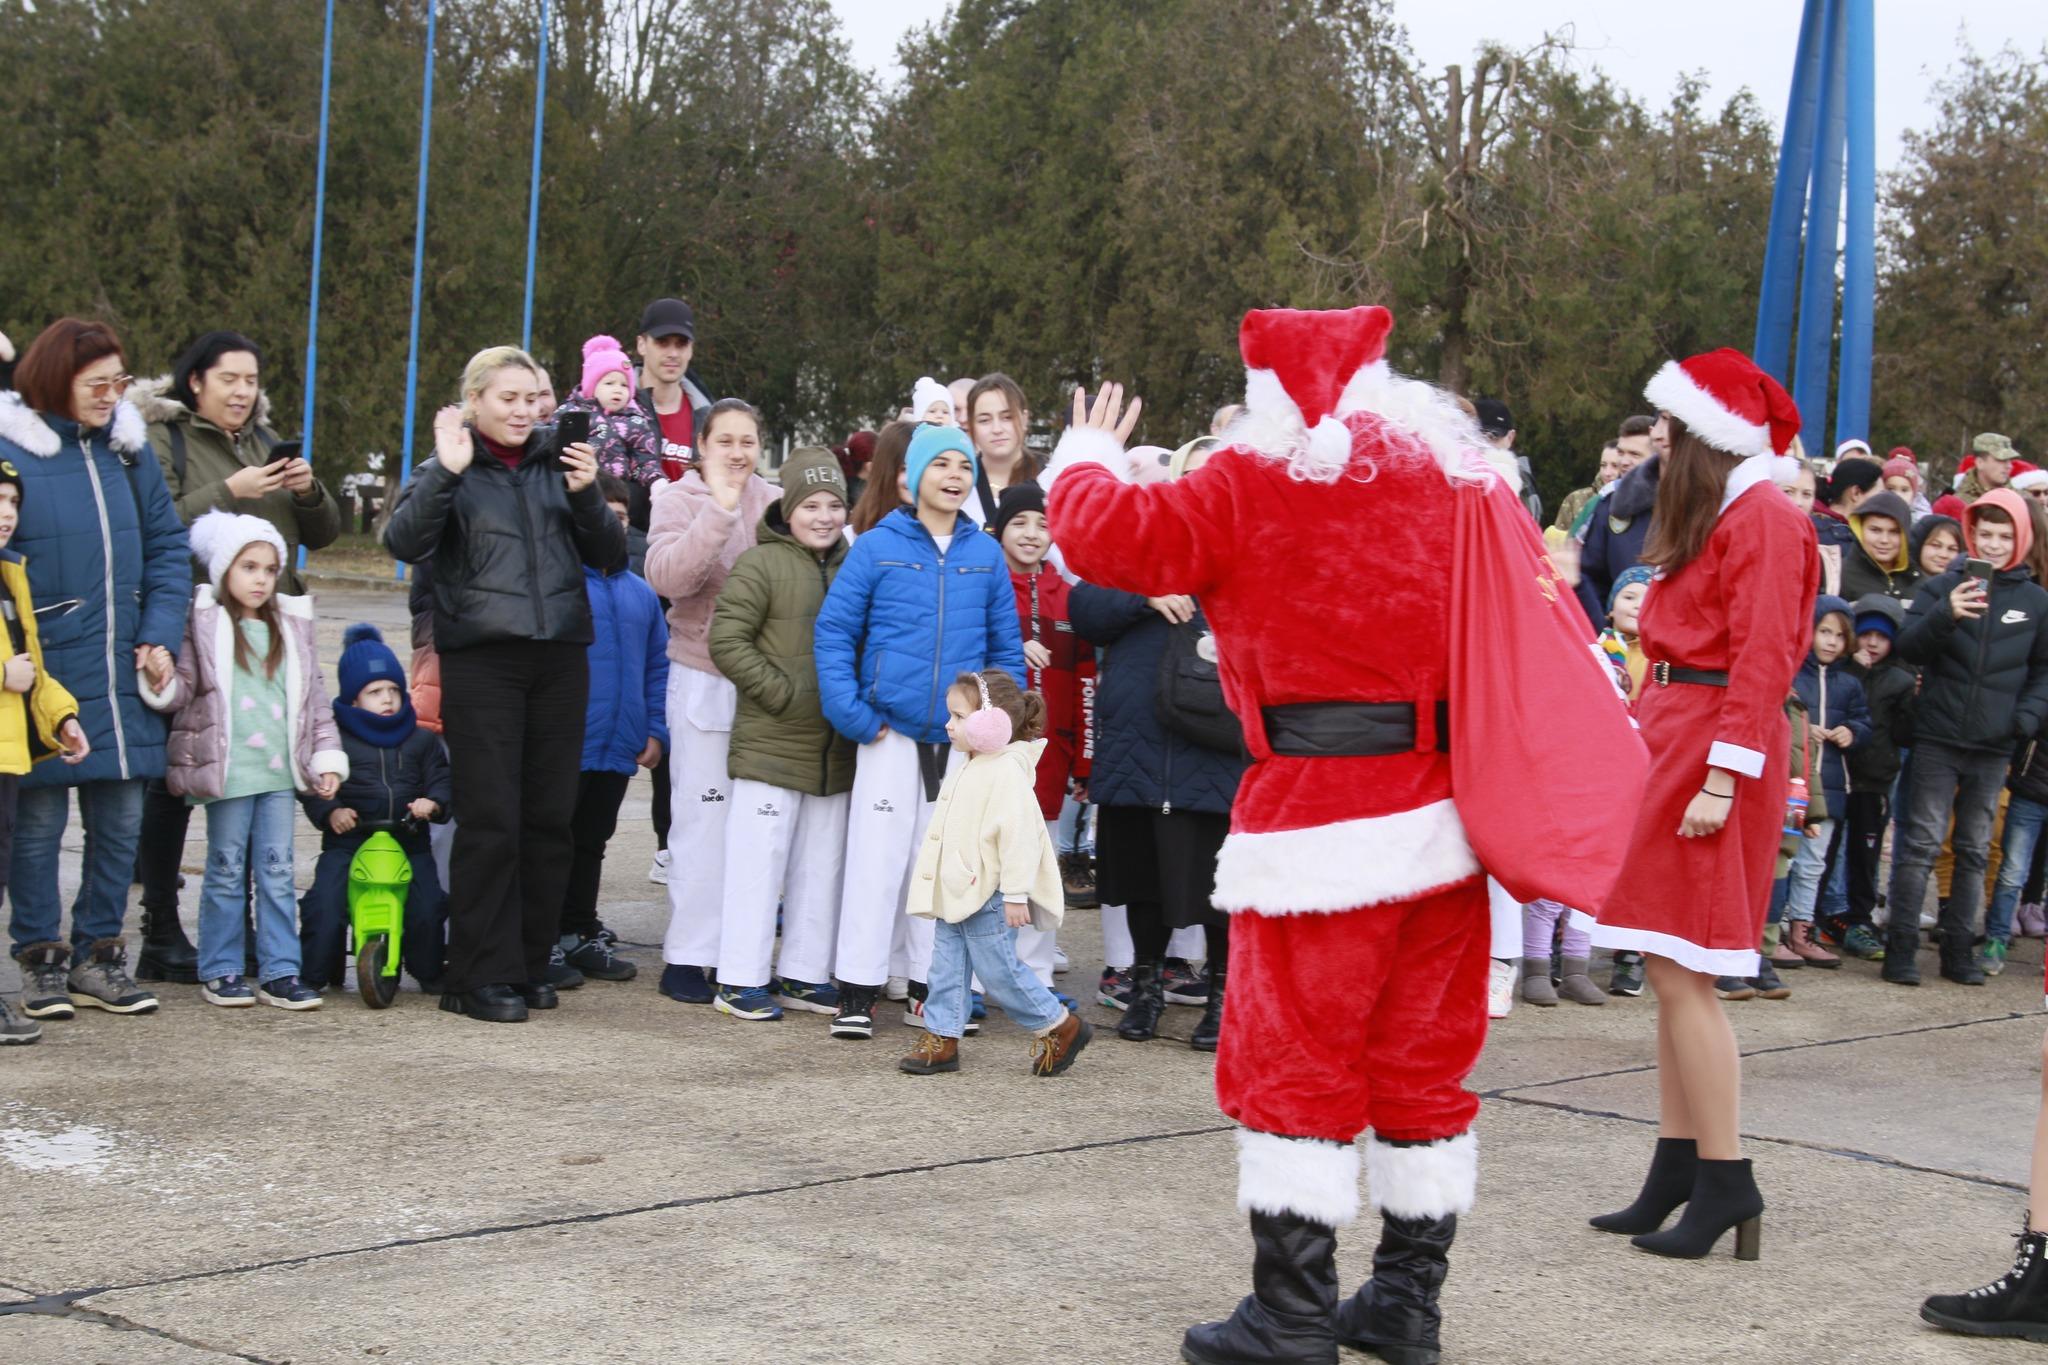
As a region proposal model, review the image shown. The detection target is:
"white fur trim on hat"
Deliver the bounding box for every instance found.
[188,510,290,592]
[911,376,953,423]
[1236,361,1492,488]
[1644,360,1771,458]
[1211,800,1482,915]
[1236,1129,1361,1227]
[1366,1132,1477,1218]
[2013,470,2048,493]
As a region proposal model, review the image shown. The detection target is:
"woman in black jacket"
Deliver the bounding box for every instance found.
[1069,583,1246,1050]
[384,346,625,1022]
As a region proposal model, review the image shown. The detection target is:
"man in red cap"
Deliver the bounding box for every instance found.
[1046,308,1642,1365]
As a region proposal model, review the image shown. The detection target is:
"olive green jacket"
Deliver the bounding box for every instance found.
[133,376,342,594]
[707,507,855,796]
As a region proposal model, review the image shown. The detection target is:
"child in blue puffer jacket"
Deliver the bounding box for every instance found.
[555,476,669,983]
[1781,594,1871,967]
[813,423,1026,1039]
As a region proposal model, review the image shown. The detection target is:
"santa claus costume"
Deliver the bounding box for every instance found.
[1576,349,1816,1263]
[1046,307,1643,1365]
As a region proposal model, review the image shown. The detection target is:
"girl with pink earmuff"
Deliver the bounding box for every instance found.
[897,670,1093,1077]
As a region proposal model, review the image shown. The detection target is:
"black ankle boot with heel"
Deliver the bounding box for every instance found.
[1630,1157,1763,1260]
[134,905,200,984]
[1119,959,1165,1041]
[1590,1137,1697,1235]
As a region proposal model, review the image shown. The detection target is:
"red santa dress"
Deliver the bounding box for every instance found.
[1046,306,1642,1228]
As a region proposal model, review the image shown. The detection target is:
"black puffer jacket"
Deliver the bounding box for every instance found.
[384,432,626,652]
[1897,565,2048,754]
[301,725,452,843]
[1069,584,1245,816]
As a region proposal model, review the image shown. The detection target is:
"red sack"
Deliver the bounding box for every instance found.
[1449,475,1648,911]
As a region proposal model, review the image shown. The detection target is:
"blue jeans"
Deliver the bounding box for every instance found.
[298,835,448,990]
[1785,818,1836,923]
[198,790,299,982]
[8,779,146,956]
[1989,796,2048,945]
[925,894,1065,1040]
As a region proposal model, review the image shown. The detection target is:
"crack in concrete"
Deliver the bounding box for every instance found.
[0,1289,279,1363]
[0,1122,1236,1313]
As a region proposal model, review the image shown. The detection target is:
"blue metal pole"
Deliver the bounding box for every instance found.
[1753,0,1830,381]
[1791,0,1846,455]
[299,0,336,577]
[1835,0,1877,445]
[521,0,550,352]
[394,0,438,581]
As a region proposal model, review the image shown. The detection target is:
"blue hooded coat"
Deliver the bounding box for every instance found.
[1791,594,1873,800]
[582,565,671,774]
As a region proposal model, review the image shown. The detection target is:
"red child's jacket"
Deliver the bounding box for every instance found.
[1012,566,1093,819]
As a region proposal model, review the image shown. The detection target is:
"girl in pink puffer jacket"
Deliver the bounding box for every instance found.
[140,512,347,1011]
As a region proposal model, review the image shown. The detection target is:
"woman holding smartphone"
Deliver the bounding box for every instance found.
[384,346,625,1023]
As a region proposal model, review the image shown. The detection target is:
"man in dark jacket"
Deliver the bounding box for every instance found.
[632,297,714,492]
[1830,594,1916,958]
[1884,492,2048,985]
[1837,490,1918,604]
[1575,454,1658,630]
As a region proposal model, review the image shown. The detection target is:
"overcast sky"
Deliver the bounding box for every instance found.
[830,0,2048,173]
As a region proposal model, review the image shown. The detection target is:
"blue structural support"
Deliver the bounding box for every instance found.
[298,0,337,578]
[521,0,550,352]
[1751,0,1876,456]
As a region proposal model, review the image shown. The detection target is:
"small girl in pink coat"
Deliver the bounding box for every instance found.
[141,512,347,1011]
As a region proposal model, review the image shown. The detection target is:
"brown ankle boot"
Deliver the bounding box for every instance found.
[1788,920,1841,968]
[1030,1009,1093,1076]
[899,1031,960,1074]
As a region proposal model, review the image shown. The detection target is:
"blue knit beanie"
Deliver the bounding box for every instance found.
[337,623,405,705]
[904,422,978,508]
[1609,564,1656,610]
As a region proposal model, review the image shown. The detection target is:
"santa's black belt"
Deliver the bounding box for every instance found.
[1649,662,1729,688]
[1262,701,1449,757]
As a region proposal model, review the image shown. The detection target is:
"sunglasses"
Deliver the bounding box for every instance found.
[76,373,134,399]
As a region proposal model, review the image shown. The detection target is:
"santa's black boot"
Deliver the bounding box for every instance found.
[1180,1210,1339,1365]
[1332,1211,1455,1365]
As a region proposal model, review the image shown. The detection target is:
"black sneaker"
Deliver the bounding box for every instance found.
[1097,966,1135,1010]
[16,942,75,1020]
[1608,952,1645,997]
[1714,975,1757,1001]
[1749,959,1791,1000]
[544,945,586,990]
[563,934,636,982]
[1161,958,1209,1006]
[658,963,714,1004]
[831,984,878,1040]
[0,995,40,1044]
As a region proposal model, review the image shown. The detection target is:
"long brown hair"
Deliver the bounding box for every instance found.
[952,669,1046,743]
[225,542,287,680]
[965,373,1040,482]
[1641,418,1740,574]
[851,419,915,535]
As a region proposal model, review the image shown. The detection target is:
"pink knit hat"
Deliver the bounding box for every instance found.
[579,334,634,399]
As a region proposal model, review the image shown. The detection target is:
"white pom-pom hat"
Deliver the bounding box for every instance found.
[188,509,288,593]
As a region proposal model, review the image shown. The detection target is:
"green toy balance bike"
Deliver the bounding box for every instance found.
[350,818,420,1008]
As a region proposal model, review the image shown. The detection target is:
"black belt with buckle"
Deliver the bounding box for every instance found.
[1262,701,1449,757]
[1650,662,1730,688]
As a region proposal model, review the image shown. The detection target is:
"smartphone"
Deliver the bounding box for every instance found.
[555,410,591,453]
[1966,557,1995,584]
[267,439,303,468]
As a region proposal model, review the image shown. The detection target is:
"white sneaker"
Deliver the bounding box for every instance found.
[883,975,910,1002]
[648,849,671,885]
[1052,946,1070,974]
[1919,909,1937,929]
[1487,957,1516,1020]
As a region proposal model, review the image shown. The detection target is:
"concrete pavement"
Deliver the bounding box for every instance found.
[0,588,2041,1363]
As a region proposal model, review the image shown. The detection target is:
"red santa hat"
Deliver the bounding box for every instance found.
[1642,348,1801,459]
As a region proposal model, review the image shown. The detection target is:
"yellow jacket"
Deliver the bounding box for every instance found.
[0,554,81,775]
[907,739,1066,929]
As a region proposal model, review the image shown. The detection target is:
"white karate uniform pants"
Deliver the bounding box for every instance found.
[662,668,737,968]
[717,781,849,989]
[835,729,957,988]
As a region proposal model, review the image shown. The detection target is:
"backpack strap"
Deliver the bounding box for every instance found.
[166,423,187,487]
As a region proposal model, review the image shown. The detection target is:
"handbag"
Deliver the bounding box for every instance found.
[1156,613,1244,756]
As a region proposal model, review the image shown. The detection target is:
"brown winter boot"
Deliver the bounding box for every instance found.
[899,1031,960,1074]
[1787,920,1841,969]
[1030,1009,1093,1076]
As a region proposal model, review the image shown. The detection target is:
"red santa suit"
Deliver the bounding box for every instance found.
[1580,352,1819,973]
[1046,307,1644,1233]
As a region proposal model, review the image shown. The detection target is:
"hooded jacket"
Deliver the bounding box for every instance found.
[1911,514,1964,580]
[1068,584,1246,817]
[301,722,451,844]
[0,393,191,786]
[1840,593,1916,791]
[139,587,349,801]
[1575,454,1658,629]
[643,469,779,676]
[582,564,670,775]
[905,737,1064,928]
[1790,595,1873,798]
[0,554,81,775]
[813,507,1026,746]
[1897,491,2048,753]
[705,505,854,796]
[1839,490,1919,604]
[132,376,340,595]
[383,428,627,653]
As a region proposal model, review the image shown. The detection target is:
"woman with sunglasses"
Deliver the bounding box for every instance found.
[0,318,192,1023]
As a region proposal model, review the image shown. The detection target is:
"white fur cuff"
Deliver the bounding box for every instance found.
[1042,425,1128,496]
[1213,801,1482,915]
[310,749,351,779]
[1366,1132,1477,1219]
[137,665,180,714]
[1235,1128,1361,1227]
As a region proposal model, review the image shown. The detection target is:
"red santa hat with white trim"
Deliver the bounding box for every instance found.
[1642,348,1801,465]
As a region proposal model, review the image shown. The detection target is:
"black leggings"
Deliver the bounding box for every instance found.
[1127,900,1230,968]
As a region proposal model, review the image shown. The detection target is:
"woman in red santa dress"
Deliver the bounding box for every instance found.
[1581,348,1817,1261]
[1046,306,1641,1365]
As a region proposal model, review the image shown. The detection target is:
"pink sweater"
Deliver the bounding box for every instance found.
[644,470,778,675]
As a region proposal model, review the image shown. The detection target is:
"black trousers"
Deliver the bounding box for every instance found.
[136,779,191,918]
[439,639,589,992]
[1842,790,1889,928]
[0,772,18,903]
[561,769,633,940]
[651,753,671,852]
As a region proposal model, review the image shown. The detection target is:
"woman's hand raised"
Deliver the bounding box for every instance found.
[433,406,473,475]
[561,442,598,495]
